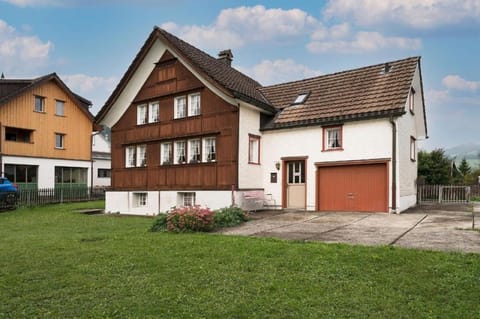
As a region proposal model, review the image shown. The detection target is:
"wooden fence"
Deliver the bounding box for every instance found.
[417,185,480,203]
[1,187,109,210]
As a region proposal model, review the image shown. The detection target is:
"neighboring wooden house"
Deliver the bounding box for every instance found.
[95,27,427,215]
[92,130,111,187]
[0,73,94,190]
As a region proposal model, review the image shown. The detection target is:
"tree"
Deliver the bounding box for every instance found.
[418,149,452,184]
[458,157,472,180]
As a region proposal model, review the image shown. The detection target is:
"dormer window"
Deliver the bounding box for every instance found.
[292,92,309,105]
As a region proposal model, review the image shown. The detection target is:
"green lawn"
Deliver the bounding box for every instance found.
[1,202,479,318]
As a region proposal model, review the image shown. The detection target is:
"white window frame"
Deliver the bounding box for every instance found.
[126,146,136,168]
[188,93,201,116]
[203,137,216,162]
[409,87,415,114]
[174,140,186,164]
[55,133,65,149]
[134,193,148,207]
[55,100,65,116]
[161,142,173,165]
[137,144,147,167]
[324,126,342,150]
[137,104,147,125]
[149,101,159,123]
[179,192,195,207]
[248,135,260,164]
[410,137,416,161]
[34,95,45,112]
[189,139,201,163]
[174,96,186,119]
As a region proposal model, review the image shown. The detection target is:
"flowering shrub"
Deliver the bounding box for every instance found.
[167,206,215,232]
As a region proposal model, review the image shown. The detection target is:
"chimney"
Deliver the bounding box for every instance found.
[217,49,233,66]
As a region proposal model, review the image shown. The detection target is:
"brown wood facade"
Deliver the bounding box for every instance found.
[0,80,93,161]
[111,52,239,191]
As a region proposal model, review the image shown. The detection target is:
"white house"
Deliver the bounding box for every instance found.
[95,27,427,215]
[92,131,111,187]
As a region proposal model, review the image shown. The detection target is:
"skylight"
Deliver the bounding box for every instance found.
[293,93,309,104]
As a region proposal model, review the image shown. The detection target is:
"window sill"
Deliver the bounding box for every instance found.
[34,110,46,114]
[322,148,344,152]
[248,161,261,165]
[55,114,66,117]
[55,147,65,150]
[5,140,34,144]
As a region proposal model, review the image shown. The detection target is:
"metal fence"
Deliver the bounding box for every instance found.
[1,187,109,210]
[417,185,479,203]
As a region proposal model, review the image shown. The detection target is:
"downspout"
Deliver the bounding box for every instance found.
[390,117,397,213]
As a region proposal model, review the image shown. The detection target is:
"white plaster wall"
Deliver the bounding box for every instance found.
[159,190,233,212]
[93,158,111,187]
[106,190,233,215]
[396,64,425,212]
[262,119,393,211]
[2,156,91,188]
[238,103,263,189]
[92,134,111,153]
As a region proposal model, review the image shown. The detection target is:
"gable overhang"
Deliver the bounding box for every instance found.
[0,73,94,122]
[260,109,406,131]
[96,28,272,128]
[416,59,428,139]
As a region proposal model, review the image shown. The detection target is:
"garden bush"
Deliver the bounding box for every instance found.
[149,213,168,232]
[214,207,248,228]
[166,206,215,232]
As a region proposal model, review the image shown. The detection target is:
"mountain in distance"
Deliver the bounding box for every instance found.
[444,142,480,168]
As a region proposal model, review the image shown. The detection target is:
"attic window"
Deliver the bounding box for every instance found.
[292,93,309,105]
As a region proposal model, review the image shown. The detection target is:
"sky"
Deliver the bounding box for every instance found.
[0,0,479,151]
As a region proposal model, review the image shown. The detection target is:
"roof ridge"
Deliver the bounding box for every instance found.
[262,56,420,90]
[155,27,263,87]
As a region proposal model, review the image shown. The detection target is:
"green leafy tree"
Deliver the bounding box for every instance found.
[418,149,452,184]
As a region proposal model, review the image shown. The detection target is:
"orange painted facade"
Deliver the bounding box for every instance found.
[0,80,93,161]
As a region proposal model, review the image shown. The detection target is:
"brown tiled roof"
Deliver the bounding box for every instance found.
[0,73,93,118]
[96,27,275,123]
[259,57,420,129]
[97,27,424,133]
[156,28,274,112]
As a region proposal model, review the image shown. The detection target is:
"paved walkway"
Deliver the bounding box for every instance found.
[220,204,480,253]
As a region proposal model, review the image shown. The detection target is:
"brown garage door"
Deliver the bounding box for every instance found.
[317,162,388,212]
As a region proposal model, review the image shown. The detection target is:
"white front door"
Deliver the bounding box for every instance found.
[286,161,306,209]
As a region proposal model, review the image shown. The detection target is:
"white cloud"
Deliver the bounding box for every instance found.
[237,59,322,85]
[0,19,53,75]
[161,5,320,50]
[442,75,480,91]
[307,29,421,53]
[323,0,480,29]
[61,74,117,112]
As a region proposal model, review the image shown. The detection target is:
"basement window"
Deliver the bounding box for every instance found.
[292,92,309,105]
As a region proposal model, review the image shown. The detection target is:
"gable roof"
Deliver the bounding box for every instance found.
[96,27,426,136]
[0,73,94,120]
[96,27,275,123]
[259,57,421,130]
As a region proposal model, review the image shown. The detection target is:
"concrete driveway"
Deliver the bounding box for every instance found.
[220,203,480,253]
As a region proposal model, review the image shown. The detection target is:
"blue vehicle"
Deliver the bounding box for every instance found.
[0,177,18,209]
